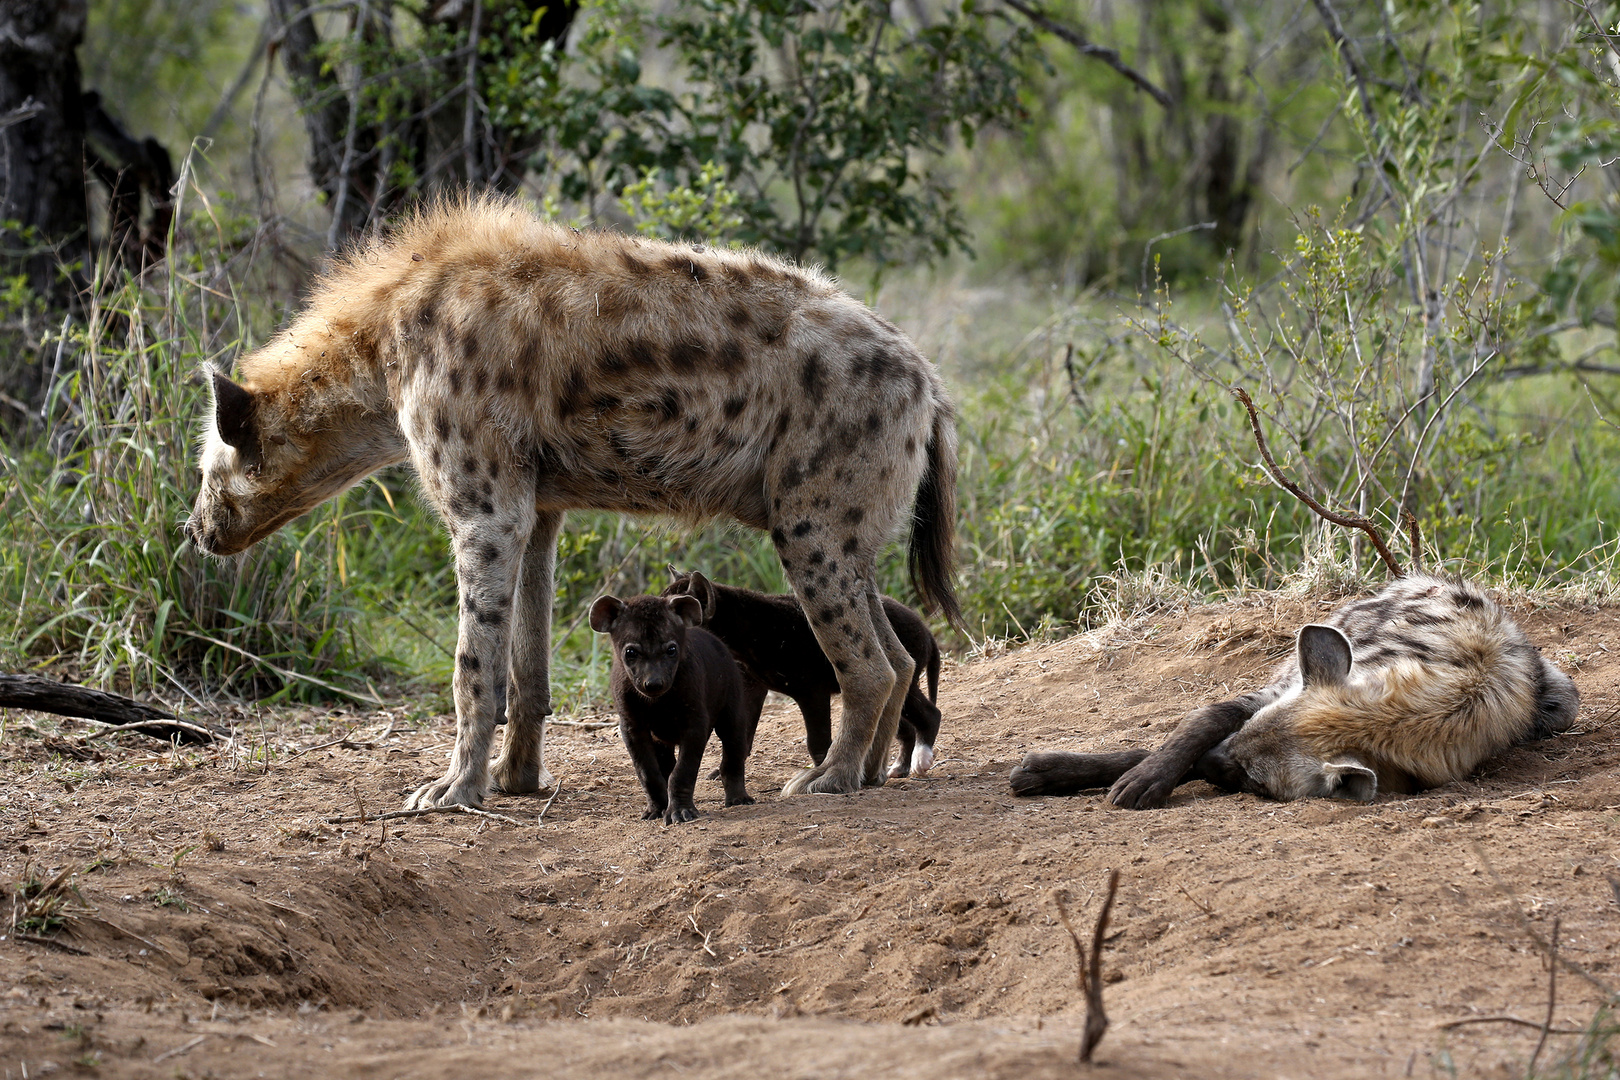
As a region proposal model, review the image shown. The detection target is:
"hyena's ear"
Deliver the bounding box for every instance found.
[667,594,704,628]
[589,596,624,634]
[1297,624,1352,688]
[211,370,259,457]
[685,571,716,621]
[1320,757,1377,802]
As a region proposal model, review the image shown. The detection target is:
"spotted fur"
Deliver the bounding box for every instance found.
[185,195,960,809]
[1011,576,1579,804]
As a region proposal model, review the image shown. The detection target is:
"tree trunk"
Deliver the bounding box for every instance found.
[0,0,91,305]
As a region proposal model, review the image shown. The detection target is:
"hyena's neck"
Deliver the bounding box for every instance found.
[242,319,396,418]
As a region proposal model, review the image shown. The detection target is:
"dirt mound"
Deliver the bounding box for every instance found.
[2,591,1617,1077]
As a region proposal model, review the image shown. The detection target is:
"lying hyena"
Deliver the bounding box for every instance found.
[1010,576,1579,804]
[186,196,960,808]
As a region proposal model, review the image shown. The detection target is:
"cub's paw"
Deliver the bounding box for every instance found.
[664,805,699,825]
[725,793,756,808]
[641,804,666,821]
[886,758,912,780]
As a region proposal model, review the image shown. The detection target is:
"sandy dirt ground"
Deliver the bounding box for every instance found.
[1,588,1617,1079]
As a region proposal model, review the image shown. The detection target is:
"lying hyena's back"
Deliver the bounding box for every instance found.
[1269,576,1577,789]
[268,198,952,548]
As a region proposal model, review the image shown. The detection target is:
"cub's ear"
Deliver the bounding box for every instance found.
[1297,624,1352,688]
[589,596,624,634]
[668,594,704,628]
[685,570,716,620]
[1321,757,1377,802]
[211,371,259,457]
[666,563,685,583]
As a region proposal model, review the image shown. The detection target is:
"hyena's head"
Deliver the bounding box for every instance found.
[1199,624,1380,802]
[590,594,705,700]
[186,362,405,557]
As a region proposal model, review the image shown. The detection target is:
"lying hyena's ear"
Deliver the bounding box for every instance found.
[589,596,625,634]
[1297,624,1352,688]
[1321,757,1377,802]
[685,571,716,621]
[211,370,258,457]
[667,594,703,628]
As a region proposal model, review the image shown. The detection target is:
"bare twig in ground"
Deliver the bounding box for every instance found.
[152,1035,208,1064]
[13,931,91,955]
[1473,843,1616,997]
[286,725,364,758]
[1177,883,1213,915]
[537,779,564,826]
[1530,918,1561,1073]
[1433,1016,1586,1035]
[323,804,529,827]
[547,719,618,730]
[1051,869,1121,1064]
[1231,387,1405,577]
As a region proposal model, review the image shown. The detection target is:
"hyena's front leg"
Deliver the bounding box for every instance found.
[406,495,536,810]
[492,509,563,797]
[1105,687,1282,809]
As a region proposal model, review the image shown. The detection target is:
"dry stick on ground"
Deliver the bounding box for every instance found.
[536,779,564,826]
[1530,918,1561,1074]
[0,674,226,744]
[1473,842,1617,998]
[323,804,529,827]
[1434,1015,1586,1035]
[1051,869,1122,1064]
[1230,387,1405,577]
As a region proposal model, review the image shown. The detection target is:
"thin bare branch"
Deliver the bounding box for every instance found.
[1051,869,1120,1064]
[1230,387,1404,577]
[1000,0,1172,109]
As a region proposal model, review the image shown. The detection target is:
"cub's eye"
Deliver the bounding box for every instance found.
[665,643,677,656]
[623,646,639,660]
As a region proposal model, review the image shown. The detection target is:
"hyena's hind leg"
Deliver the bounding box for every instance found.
[862,585,915,785]
[774,533,898,796]
[493,509,563,797]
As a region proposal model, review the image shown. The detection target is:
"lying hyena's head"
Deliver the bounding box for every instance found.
[186,364,404,557]
[1199,624,1380,802]
[590,594,705,700]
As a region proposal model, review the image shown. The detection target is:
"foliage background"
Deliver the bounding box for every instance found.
[6,0,1620,714]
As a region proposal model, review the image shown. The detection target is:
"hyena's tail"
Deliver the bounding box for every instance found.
[909,405,964,632]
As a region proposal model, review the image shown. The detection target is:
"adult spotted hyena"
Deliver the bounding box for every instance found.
[186,196,960,808]
[1011,576,1578,804]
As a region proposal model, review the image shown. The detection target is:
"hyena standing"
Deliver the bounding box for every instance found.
[185,196,960,808]
[1011,576,1579,804]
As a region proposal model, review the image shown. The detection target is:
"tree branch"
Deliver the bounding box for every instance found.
[1000,0,1172,109]
[1230,387,1404,577]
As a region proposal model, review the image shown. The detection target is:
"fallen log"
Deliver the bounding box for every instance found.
[0,674,226,744]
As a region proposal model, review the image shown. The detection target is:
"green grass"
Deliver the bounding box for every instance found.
[6,220,1620,712]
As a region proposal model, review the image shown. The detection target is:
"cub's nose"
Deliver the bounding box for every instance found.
[640,677,668,697]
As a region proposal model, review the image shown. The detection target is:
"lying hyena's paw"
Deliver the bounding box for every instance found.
[782,762,864,796]
[492,761,557,798]
[404,772,487,811]
[663,805,699,825]
[1107,767,1176,810]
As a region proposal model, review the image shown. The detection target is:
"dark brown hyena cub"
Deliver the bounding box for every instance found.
[663,569,943,778]
[589,594,755,824]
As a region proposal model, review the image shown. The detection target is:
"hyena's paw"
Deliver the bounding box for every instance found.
[404,772,487,811]
[663,805,699,825]
[1106,766,1176,810]
[492,760,557,798]
[782,762,864,796]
